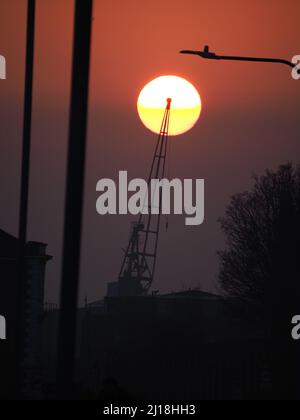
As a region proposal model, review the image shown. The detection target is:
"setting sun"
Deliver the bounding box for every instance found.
[137,75,202,136]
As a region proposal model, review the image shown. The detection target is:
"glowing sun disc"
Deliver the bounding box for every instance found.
[137,75,202,136]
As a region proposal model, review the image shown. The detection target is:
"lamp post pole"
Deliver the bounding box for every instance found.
[56,0,93,399]
[17,0,36,397]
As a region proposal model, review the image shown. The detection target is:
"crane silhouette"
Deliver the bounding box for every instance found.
[118,99,172,296]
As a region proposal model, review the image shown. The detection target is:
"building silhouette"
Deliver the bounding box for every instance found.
[73,291,266,400]
[40,288,276,399]
[0,229,52,399]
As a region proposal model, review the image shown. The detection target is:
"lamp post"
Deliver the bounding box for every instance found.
[56,0,93,399]
[180,45,298,73]
[17,0,35,397]
[180,44,300,399]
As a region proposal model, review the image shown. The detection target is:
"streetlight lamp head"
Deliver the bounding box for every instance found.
[180,45,218,60]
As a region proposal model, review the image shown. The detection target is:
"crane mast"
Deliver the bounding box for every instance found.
[118,98,172,296]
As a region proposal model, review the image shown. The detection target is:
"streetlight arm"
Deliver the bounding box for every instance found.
[180,46,295,69]
[215,55,293,68]
[181,48,220,60]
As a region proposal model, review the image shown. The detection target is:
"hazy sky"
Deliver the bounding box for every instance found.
[1,0,300,304]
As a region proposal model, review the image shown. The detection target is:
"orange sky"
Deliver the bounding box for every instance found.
[1,0,300,107]
[1,0,300,303]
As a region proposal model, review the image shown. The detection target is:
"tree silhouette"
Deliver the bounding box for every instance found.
[218,163,300,399]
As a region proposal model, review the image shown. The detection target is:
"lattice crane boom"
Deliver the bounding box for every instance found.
[118,98,172,296]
